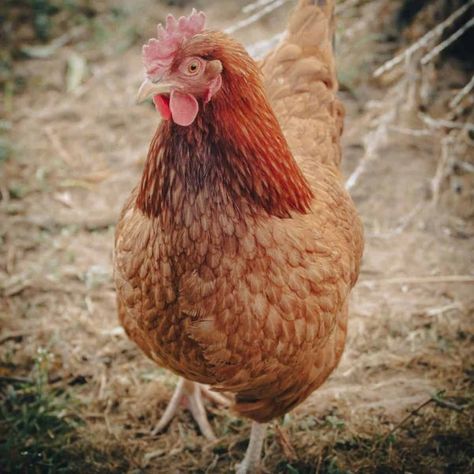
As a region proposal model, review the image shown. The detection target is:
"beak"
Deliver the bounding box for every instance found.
[136,78,173,104]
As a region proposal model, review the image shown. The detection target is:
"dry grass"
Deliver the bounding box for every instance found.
[1,0,473,472]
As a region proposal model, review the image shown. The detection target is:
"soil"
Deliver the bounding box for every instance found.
[1,1,473,473]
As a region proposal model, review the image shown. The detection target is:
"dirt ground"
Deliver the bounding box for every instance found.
[1,0,473,473]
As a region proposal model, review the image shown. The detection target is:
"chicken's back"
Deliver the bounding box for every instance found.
[261,0,363,290]
[262,0,343,171]
[228,0,364,420]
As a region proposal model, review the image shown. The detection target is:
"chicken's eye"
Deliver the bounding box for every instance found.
[186,60,201,75]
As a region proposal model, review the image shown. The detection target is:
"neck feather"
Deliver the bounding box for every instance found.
[136,44,313,222]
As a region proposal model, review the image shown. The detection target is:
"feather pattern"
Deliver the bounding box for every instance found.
[115,0,363,422]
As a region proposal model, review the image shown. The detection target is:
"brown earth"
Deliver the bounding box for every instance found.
[1,1,473,473]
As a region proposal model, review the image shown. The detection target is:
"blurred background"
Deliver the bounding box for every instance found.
[0,0,473,472]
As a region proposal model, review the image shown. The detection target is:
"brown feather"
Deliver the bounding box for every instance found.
[115,0,363,423]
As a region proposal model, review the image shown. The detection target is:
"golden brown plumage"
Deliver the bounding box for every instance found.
[115,0,363,448]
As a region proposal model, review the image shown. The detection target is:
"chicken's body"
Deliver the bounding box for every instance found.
[115,0,363,470]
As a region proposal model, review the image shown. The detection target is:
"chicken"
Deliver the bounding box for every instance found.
[114,1,364,472]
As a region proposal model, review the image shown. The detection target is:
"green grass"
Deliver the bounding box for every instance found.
[0,348,132,473]
[0,349,83,473]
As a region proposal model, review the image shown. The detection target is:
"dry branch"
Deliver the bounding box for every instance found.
[10,214,116,232]
[431,134,453,204]
[420,114,474,133]
[274,424,297,461]
[379,394,438,446]
[447,94,474,121]
[421,17,474,65]
[388,125,432,137]
[225,0,290,35]
[247,32,284,59]
[345,107,394,191]
[425,302,463,317]
[243,0,276,14]
[44,126,75,165]
[373,1,474,77]
[378,390,467,448]
[449,75,474,109]
[431,393,466,413]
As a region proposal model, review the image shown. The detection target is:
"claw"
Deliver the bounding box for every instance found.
[200,384,232,407]
[152,378,228,441]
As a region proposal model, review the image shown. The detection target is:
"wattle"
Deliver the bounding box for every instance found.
[153,94,171,120]
[153,91,200,127]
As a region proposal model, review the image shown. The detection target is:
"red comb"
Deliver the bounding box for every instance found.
[142,9,206,77]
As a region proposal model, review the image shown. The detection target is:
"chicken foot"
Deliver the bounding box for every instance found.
[151,377,229,441]
[236,422,267,474]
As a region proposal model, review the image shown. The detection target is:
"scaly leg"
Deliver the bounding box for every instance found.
[236,422,267,474]
[152,378,229,441]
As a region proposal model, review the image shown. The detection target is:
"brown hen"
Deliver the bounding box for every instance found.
[114,1,364,472]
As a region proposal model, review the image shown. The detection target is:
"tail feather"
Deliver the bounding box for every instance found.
[287,0,335,54]
[261,0,337,92]
[261,0,343,168]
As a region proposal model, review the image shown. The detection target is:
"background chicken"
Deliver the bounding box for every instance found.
[114,1,363,471]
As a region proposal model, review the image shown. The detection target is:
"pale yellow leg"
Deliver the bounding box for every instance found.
[152,378,229,441]
[236,422,267,474]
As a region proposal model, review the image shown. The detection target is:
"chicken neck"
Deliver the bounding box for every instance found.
[136,42,314,223]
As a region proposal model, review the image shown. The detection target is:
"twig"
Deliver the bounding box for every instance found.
[431,393,466,413]
[19,24,86,59]
[98,372,107,400]
[225,0,290,35]
[446,94,474,121]
[425,302,463,317]
[243,0,276,14]
[144,439,184,463]
[247,32,284,59]
[367,202,425,239]
[393,202,424,234]
[204,455,219,474]
[431,134,453,204]
[380,392,468,443]
[10,214,116,232]
[421,17,474,65]
[379,392,444,445]
[456,160,474,173]
[0,376,32,384]
[99,326,125,337]
[449,74,474,109]
[315,453,323,474]
[275,424,297,461]
[373,1,474,77]
[359,275,474,287]
[44,126,75,166]
[420,113,474,132]
[345,108,394,191]
[388,125,432,137]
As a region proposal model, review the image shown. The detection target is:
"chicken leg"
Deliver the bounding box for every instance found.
[236,422,267,474]
[151,377,229,440]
